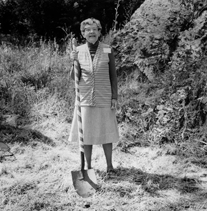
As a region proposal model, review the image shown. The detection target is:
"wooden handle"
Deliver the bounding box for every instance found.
[80,151,85,171]
[72,37,85,170]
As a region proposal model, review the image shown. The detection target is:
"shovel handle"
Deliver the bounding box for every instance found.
[72,38,85,170]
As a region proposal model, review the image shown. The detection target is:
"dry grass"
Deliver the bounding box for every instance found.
[0,117,207,211]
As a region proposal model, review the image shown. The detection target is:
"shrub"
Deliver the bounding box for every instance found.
[0,41,75,124]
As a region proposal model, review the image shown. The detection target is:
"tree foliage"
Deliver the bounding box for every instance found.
[0,0,144,43]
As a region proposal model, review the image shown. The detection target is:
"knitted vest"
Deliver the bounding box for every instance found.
[76,42,112,107]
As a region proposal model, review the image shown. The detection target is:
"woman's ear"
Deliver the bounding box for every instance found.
[98,30,101,37]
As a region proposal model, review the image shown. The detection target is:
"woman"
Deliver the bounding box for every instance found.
[69,18,119,173]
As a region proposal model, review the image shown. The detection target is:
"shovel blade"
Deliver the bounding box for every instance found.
[71,169,98,198]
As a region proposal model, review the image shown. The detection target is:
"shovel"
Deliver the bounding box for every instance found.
[71,38,98,198]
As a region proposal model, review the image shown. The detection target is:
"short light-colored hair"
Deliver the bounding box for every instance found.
[80,18,102,33]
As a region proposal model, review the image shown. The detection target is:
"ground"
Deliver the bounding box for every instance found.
[0,117,207,211]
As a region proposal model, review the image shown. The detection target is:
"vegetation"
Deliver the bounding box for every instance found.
[113,0,207,166]
[0,0,144,43]
[0,0,207,210]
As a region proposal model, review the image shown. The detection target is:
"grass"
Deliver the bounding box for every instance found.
[0,42,207,210]
[1,120,207,211]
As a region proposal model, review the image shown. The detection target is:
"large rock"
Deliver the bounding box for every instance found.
[170,9,207,81]
[114,0,207,145]
[112,0,200,81]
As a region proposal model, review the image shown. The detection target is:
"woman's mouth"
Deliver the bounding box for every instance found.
[89,35,96,38]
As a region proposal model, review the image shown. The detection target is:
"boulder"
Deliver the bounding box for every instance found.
[112,0,201,81]
[170,9,207,80]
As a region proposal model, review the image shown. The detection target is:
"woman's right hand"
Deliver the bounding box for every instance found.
[70,50,79,61]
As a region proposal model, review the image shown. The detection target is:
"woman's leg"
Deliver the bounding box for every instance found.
[84,145,93,169]
[103,143,114,171]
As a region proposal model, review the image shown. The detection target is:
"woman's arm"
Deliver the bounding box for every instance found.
[108,48,118,100]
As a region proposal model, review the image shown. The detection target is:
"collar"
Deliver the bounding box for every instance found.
[87,41,99,50]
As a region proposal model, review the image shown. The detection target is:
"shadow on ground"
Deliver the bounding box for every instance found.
[97,167,204,195]
[96,167,207,209]
[0,124,55,146]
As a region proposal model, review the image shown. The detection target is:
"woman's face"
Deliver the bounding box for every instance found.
[82,23,101,44]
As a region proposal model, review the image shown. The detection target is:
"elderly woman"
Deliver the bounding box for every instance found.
[69,18,119,173]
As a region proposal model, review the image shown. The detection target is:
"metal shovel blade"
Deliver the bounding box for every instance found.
[71,169,98,198]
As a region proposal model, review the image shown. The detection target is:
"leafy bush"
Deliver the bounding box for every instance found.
[117,44,207,164]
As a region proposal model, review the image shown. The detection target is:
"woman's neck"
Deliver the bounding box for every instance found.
[87,40,99,49]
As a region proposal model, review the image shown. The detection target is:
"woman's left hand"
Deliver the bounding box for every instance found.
[111,99,117,110]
